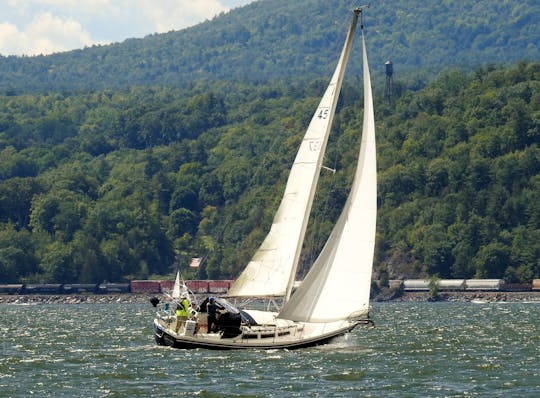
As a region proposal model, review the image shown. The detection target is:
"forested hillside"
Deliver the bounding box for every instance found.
[0,0,538,284]
[1,0,539,92]
[0,62,538,284]
[377,63,539,283]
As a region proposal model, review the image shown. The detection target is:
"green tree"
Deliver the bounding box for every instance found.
[474,241,511,279]
[40,241,75,283]
[0,225,38,282]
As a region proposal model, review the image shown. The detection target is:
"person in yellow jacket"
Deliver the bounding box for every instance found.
[175,295,190,333]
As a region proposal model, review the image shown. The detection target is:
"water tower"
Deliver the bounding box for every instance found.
[385,60,393,103]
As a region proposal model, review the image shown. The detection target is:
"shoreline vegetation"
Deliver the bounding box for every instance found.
[1,291,540,305]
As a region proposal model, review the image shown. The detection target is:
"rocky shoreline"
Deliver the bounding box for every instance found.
[1,291,540,305]
[0,294,151,305]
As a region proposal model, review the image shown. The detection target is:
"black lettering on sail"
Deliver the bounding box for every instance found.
[309,140,322,152]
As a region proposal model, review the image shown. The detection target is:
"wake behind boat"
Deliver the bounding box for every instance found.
[152,6,377,350]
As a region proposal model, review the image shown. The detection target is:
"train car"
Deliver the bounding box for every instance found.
[438,279,466,291]
[24,284,63,294]
[388,280,404,290]
[403,279,465,291]
[186,280,210,294]
[159,280,174,293]
[403,280,430,291]
[504,283,532,292]
[532,279,540,291]
[159,280,210,294]
[61,284,99,294]
[0,284,24,294]
[208,280,232,293]
[97,283,131,294]
[465,279,505,291]
[130,280,161,294]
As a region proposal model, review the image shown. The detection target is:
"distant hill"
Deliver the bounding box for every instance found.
[0,0,539,93]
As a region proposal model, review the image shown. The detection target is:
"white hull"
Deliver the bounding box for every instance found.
[153,317,363,350]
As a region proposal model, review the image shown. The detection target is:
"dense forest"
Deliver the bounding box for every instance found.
[0,0,538,284]
[1,0,539,92]
[0,61,538,284]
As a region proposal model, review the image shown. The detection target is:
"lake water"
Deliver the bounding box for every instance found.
[1,301,539,397]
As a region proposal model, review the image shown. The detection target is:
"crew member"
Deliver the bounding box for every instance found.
[207,297,218,333]
[175,294,190,333]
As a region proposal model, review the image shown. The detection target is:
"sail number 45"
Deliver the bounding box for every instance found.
[317,107,330,120]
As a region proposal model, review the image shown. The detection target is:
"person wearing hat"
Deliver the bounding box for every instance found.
[206,297,218,333]
[175,294,190,333]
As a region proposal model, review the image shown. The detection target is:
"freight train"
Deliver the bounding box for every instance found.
[0,280,234,295]
[398,279,540,292]
[0,283,130,295]
[0,279,538,295]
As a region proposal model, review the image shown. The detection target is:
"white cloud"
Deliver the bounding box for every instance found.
[0,22,21,55]
[139,0,228,33]
[0,12,97,56]
[10,0,112,13]
[0,0,252,56]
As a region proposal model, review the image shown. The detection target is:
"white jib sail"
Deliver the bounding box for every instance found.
[171,271,188,299]
[279,30,376,323]
[227,11,361,298]
[171,271,181,298]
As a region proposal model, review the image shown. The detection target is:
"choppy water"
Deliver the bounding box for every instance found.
[1,301,539,397]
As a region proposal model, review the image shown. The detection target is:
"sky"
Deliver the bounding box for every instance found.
[0,0,254,56]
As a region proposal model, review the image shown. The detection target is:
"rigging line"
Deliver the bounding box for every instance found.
[356,4,370,31]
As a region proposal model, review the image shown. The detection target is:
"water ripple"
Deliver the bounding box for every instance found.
[1,302,539,397]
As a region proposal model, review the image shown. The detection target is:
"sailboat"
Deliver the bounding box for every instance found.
[153,7,376,349]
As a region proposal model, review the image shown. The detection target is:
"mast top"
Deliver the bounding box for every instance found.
[354,4,370,13]
[354,4,370,28]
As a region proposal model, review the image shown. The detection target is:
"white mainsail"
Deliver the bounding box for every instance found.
[278,28,376,323]
[227,10,361,299]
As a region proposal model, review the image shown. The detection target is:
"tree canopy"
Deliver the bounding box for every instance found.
[0,62,538,284]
